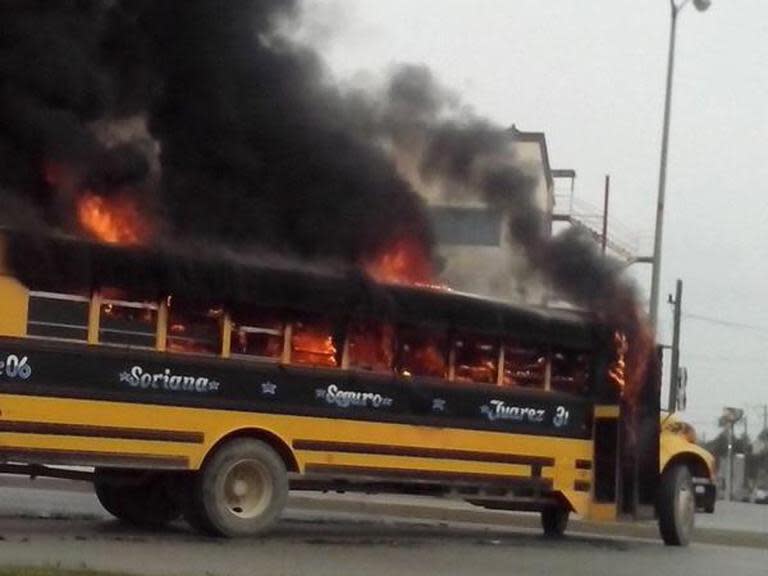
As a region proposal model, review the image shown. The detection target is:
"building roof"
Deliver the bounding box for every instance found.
[507,125,554,193]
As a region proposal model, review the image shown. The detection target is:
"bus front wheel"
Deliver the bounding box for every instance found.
[185,438,289,537]
[657,464,695,546]
[94,469,181,528]
[541,506,569,538]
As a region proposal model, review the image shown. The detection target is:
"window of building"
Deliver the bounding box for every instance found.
[27,291,89,342]
[397,326,448,379]
[347,319,394,373]
[99,298,158,348]
[167,299,222,355]
[429,206,503,246]
[291,318,338,368]
[230,311,284,360]
[454,334,499,384]
[551,349,591,395]
[502,342,547,388]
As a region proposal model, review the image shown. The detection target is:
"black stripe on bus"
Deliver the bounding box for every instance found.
[0,420,204,444]
[0,446,188,470]
[293,440,554,476]
[575,459,592,470]
[304,463,553,489]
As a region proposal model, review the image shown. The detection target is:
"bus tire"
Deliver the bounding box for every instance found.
[657,464,695,546]
[187,438,288,537]
[94,469,181,528]
[541,506,569,538]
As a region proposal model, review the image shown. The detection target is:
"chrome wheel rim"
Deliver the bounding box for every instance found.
[221,459,273,519]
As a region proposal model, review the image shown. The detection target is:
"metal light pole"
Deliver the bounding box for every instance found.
[648,0,711,329]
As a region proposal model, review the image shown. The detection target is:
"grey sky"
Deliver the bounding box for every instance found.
[298,0,768,438]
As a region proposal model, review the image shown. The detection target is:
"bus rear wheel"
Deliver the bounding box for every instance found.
[94,469,181,528]
[185,438,288,537]
[657,464,695,546]
[541,506,569,538]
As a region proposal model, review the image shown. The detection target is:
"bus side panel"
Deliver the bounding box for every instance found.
[0,393,592,514]
[0,276,28,338]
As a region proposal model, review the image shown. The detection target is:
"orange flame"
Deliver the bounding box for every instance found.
[76,192,149,246]
[364,236,440,288]
[608,331,628,392]
[291,321,337,367]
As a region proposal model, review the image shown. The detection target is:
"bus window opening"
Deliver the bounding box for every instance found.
[99,297,157,348]
[397,327,448,379]
[231,311,284,360]
[291,318,338,367]
[347,320,394,373]
[167,299,223,355]
[550,349,591,395]
[502,342,546,388]
[27,291,90,342]
[454,334,498,384]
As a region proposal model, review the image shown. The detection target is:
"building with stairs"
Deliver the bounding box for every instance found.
[415,126,646,305]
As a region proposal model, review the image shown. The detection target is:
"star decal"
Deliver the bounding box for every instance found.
[261,381,277,395]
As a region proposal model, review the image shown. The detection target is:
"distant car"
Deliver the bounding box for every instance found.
[753,487,768,504]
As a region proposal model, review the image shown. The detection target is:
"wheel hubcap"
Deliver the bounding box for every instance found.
[222,459,273,519]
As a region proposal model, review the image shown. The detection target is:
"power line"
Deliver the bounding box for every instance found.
[682,311,768,336]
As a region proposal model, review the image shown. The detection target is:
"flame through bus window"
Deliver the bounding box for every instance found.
[347,320,395,373]
[397,327,448,379]
[454,334,498,384]
[551,349,592,395]
[502,342,547,388]
[291,318,338,367]
[230,311,283,360]
[167,300,223,355]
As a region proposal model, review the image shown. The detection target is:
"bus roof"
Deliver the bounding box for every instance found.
[4,230,601,348]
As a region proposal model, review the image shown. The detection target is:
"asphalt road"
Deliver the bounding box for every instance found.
[1,479,767,576]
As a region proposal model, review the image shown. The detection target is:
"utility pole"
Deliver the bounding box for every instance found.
[728,423,734,500]
[649,0,711,328]
[601,175,610,254]
[667,279,683,412]
[722,407,744,502]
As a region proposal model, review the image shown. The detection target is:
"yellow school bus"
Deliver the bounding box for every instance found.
[0,230,698,544]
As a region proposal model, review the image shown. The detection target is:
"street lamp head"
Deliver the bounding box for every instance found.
[693,0,711,12]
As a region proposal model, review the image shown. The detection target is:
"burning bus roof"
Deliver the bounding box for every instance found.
[2,229,601,349]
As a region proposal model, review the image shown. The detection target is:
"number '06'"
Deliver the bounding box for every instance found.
[1,354,32,379]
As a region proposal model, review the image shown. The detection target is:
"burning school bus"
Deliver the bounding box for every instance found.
[0,230,705,545]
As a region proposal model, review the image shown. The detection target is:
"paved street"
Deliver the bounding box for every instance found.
[1,478,767,576]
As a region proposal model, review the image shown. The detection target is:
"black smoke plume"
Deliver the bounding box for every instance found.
[0,2,647,345]
[381,65,642,324]
[0,0,433,263]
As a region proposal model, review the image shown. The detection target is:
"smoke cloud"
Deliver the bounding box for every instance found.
[0,1,647,347]
[379,66,642,327]
[0,0,433,263]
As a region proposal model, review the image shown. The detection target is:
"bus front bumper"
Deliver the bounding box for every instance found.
[694,478,716,513]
